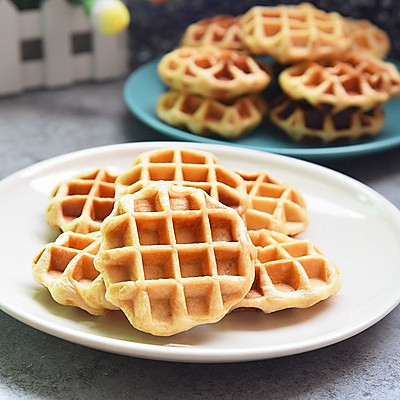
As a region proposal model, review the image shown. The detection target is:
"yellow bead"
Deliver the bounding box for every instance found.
[98,2,130,35]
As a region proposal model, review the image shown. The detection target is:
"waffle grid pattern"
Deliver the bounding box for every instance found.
[157,46,271,100]
[181,14,246,52]
[234,230,341,313]
[240,3,352,64]
[32,231,117,315]
[156,91,267,138]
[279,55,400,112]
[95,184,255,336]
[115,148,249,215]
[237,171,309,236]
[270,95,384,143]
[346,18,390,60]
[46,168,118,234]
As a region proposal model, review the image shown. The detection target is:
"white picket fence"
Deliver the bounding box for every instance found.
[0,0,129,96]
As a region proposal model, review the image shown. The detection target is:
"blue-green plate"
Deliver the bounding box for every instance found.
[123,58,400,161]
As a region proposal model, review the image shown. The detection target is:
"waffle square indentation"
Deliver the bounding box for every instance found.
[136,217,170,245]
[216,185,240,209]
[209,214,236,242]
[148,165,175,180]
[97,183,115,198]
[149,149,174,163]
[181,165,209,182]
[105,251,139,283]
[266,260,300,291]
[67,182,92,196]
[71,254,99,282]
[61,198,86,219]
[214,247,240,276]
[173,215,206,244]
[103,217,134,249]
[142,250,176,280]
[169,194,201,211]
[147,283,175,323]
[178,248,212,277]
[184,281,213,316]
[48,247,77,273]
[63,234,96,250]
[282,242,309,258]
[299,258,327,283]
[215,167,238,188]
[92,199,114,223]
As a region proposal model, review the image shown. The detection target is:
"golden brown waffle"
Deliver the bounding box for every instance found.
[115,148,249,216]
[94,183,256,336]
[240,3,352,64]
[32,231,118,315]
[158,46,271,100]
[156,91,267,138]
[278,54,400,112]
[233,230,341,313]
[180,14,246,52]
[269,95,384,143]
[346,19,390,59]
[237,170,308,236]
[46,168,117,234]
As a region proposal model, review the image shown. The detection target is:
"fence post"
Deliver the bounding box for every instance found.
[41,0,73,87]
[0,0,22,95]
[93,31,128,80]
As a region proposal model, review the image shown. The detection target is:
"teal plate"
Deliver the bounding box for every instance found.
[123,58,400,161]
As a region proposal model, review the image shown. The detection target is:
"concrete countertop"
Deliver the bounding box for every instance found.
[1,81,399,400]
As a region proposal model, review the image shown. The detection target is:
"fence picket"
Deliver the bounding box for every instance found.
[0,0,22,95]
[42,0,73,87]
[0,0,128,96]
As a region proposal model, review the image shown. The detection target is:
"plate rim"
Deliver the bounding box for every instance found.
[123,58,400,159]
[1,141,400,363]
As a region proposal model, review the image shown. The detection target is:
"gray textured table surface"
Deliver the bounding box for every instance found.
[1,81,399,400]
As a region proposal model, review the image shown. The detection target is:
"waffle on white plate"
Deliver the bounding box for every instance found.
[94,183,256,336]
[233,229,341,313]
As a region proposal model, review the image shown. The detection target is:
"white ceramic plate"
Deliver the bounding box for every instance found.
[1,142,400,363]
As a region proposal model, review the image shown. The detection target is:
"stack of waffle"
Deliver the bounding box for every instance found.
[33,148,341,336]
[155,2,400,143]
[156,46,271,139]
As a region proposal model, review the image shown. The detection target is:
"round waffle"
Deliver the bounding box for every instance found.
[180,14,246,52]
[156,91,267,139]
[46,168,118,234]
[158,46,271,100]
[94,183,256,336]
[237,170,308,236]
[346,18,390,59]
[240,3,352,64]
[32,231,118,316]
[232,230,341,313]
[115,148,249,216]
[269,95,384,143]
[278,54,400,112]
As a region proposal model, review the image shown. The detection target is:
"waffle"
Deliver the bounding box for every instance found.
[156,91,267,139]
[180,14,246,52]
[94,183,256,336]
[346,18,390,59]
[158,46,271,100]
[237,170,308,236]
[46,168,118,234]
[32,231,118,316]
[240,3,352,64]
[278,54,400,112]
[233,230,341,313]
[269,95,384,143]
[115,148,249,216]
